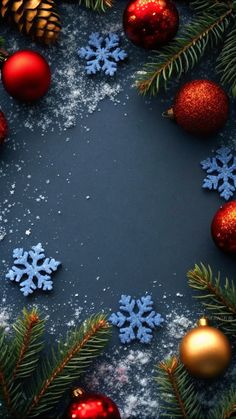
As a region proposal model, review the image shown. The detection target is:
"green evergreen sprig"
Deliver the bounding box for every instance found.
[157,357,236,418]
[12,308,44,380]
[0,308,111,419]
[78,0,112,12]
[136,0,236,96]
[217,27,236,96]
[156,357,203,418]
[187,263,236,335]
[210,387,236,419]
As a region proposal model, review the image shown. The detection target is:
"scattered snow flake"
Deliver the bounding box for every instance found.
[25,229,31,236]
[201,147,236,200]
[0,226,7,241]
[79,32,127,76]
[85,349,159,418]
[6,243,61,296]
[109,295,164,344]
[166,313,193,339]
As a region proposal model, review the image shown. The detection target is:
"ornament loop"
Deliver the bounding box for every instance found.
[162,108,175,119]
[197,316,209,327]
[72,388,85,399]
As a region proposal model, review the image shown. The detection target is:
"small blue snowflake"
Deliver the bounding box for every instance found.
[6,243,61,296]
[201,147,236,200]
[78,32,127,76]
[109,295,164,344]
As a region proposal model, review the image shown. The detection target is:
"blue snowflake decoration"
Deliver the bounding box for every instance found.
[109,295,164,344]
[201,147,236,200]
[78,32,127,76]
[6,243,61,296]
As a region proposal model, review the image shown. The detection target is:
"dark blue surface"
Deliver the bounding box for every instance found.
[0,1,236,417]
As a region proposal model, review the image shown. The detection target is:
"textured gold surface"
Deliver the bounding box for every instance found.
[180,318,231,378]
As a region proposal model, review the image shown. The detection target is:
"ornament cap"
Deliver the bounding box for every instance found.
[197,316,209,327]
[162,107,175,119]
[72,388,85,399]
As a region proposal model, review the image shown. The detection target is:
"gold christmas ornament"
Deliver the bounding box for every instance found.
[179,317,231,379]
[0,0,61,45]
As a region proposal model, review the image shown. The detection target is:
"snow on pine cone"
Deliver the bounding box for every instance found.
[0,0,61,45]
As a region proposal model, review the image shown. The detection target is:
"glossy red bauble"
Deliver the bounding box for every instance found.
[0,111,8,144]
[211,201,236,254]
[67,392,121,419]
[171,80,229,136]
[123,0,179,49]
[1,50,51,102]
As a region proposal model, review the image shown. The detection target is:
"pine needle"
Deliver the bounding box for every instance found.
[12,308,45,380]
[136,4,232,95]
[187,263,236,335]
[78,0,112,12]
[0,329,22,418]
[157,357,203,418]
[217,27,236,97]
[209,387,236,419]
[25,314,111,417]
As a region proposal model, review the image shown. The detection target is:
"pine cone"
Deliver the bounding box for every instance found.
[0,0,61,45]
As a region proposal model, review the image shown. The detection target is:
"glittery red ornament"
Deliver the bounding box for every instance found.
[0,111,8,144]
[1,50,51,102]
[123,0,179,49]
[67,389,121,419]
[167,80,229,136]
[211,201,236,253]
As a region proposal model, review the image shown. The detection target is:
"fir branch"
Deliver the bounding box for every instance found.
[157,357,203,418]
[136,5,232,96]
[190,0,221,15]
[12,308,45,380]
[0,331,21,418]
[217,27,236,97]
[25,314,111,418]
[187,264,236,335]
[78,0,112,12]
[209,387,236,419]
[0,333,12,411]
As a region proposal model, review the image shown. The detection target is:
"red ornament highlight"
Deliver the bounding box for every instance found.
[123,0,179,49]
[211,201,236,254]
[0,111,8,144]
[67,390,121,419]
[170,80,229,136]
[1,50,51,102]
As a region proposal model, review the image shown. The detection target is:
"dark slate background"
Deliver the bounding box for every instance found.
[0,1,236,417]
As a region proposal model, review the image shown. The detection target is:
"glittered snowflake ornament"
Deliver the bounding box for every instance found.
[6,243,61,296]
[109,295,164,344]
[78,32,127,76]
[201,147,236,200]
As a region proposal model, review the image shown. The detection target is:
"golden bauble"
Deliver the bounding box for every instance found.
[179,317,231,378]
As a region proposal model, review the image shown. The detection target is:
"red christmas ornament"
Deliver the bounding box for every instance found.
[123,0,179,49]
[67,389,121,419]
[166,80,229,136]
[211,201,236,254]
[1,50,51,102]
[0,111,8,144]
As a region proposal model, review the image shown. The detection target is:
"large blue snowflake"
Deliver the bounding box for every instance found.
[78,32,127,76]
[201,147,236,200]
[6,243,61,296]
[109,295,164,344]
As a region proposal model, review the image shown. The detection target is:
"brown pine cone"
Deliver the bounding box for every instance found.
[0,0,61,45]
